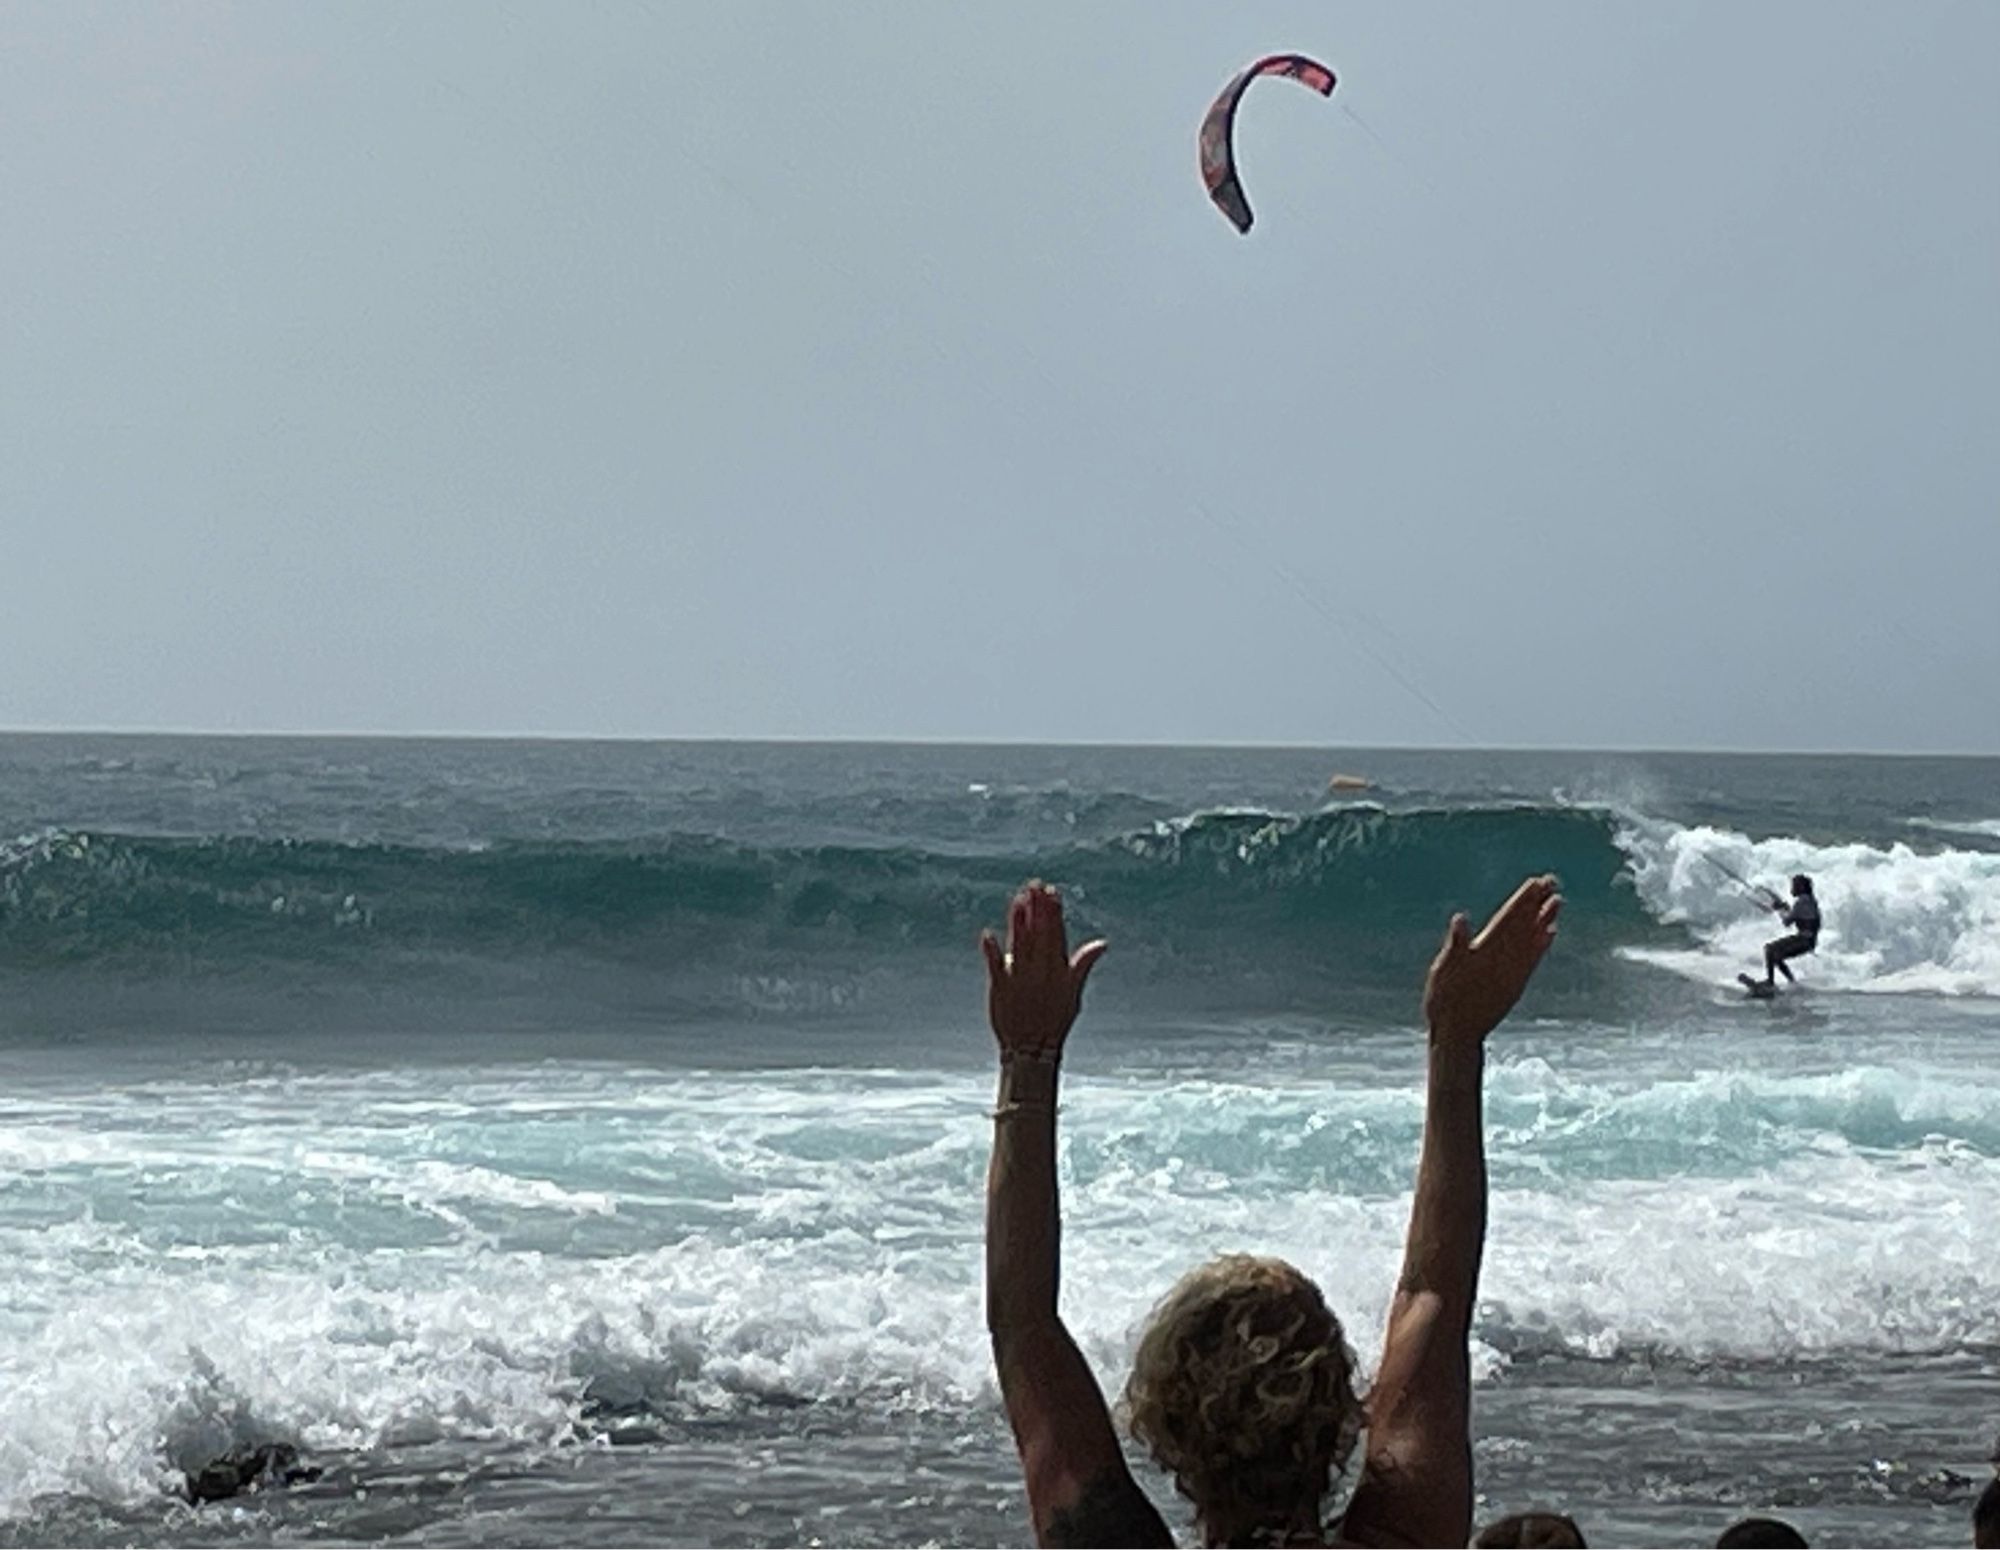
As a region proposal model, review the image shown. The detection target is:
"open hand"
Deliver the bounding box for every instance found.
[1422,874,1562,1047]
[980,881,1105,1059]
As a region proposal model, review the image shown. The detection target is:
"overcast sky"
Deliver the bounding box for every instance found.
[3,2,1994,751]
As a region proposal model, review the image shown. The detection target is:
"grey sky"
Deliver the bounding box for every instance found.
[4,2,1995,751]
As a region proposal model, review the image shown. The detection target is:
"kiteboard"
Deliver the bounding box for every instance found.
[1736,974,1777,1000]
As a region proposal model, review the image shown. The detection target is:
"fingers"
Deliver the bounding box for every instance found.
[1513,874,1559,914]
[980,928,1005,984]
[1004,880,1078,978]
[1480,875,1559,944]
[1507,883,1563,975]
[987,883,1098,1049]
[1015,881,1051,973]
[1070,938,1108,994]
[1031,881,1062,947]
[1436,911,1470,963]
[1443,874,1563,963]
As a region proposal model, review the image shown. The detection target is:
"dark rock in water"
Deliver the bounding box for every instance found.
[185,1443,323,1505]
[1909,1465,1976,1504]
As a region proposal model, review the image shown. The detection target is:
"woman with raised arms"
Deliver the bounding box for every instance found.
[980,875,1561,1548]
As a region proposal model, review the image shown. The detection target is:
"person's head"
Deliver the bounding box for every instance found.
[1122,1254,1361,1547]
[1473,1509,1587,1547]
[1791,874,1814,897]
[1973,1475,2000,1548]
[1716,1517,1808,1548]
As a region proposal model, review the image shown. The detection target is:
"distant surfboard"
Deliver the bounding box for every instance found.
[1737,974,1777,1000]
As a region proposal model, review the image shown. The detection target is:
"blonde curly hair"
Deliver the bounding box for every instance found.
[1121,1255,1362,1547]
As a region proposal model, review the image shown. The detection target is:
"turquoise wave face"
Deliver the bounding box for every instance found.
[0,805,1648,975]
[13,800,1995,1007]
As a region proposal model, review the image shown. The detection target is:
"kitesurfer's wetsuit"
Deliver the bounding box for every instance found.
[1764,891,1820,984]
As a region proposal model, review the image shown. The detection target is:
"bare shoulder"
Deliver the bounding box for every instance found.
[1338,1289,1469,1550]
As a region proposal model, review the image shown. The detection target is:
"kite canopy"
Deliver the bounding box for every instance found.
[1198,53,1337,234]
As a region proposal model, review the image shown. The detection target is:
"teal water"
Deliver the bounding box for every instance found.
[1,736,1996,1546]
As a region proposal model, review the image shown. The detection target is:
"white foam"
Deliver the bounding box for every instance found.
[1618,817,2000,997]
[3,1059,1999,1515]
[1910,816,2000,842]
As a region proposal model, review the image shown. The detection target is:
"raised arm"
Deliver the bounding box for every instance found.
[983,882,1170,1549]
[1344,875,1562,1550]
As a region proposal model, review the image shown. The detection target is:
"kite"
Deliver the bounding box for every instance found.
[1198,53,1337,234]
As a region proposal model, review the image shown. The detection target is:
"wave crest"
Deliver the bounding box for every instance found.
[6,804,1995,998]
[0,806,1642,969]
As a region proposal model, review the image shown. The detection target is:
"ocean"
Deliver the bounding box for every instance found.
[1,734,1995,1547]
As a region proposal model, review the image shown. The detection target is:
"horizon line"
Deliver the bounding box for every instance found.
[0,724,1994,761]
